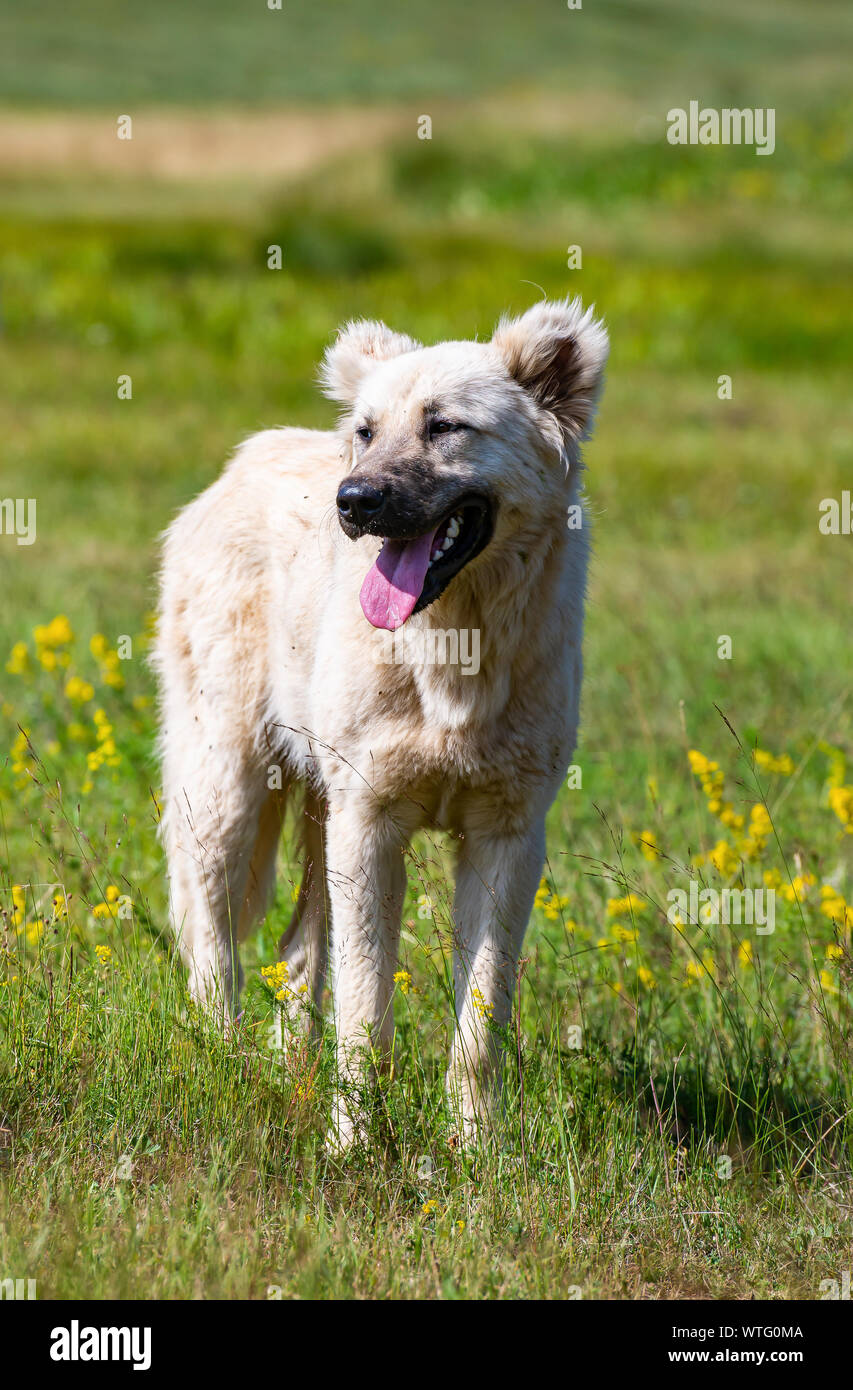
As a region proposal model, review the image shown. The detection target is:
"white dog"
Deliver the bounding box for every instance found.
[154,298,608,1143]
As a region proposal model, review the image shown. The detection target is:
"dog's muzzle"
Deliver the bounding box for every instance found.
[336,480,387,534]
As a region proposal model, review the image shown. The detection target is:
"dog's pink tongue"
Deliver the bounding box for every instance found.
[360,532,434,630]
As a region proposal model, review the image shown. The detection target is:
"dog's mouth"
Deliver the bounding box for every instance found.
[359,494,494,631]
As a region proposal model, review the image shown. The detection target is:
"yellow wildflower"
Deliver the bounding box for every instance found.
[819,885,853,930]
[750,804,767,836]
[688,749,748,831]
[11,729,32,784]
[471,987,493,1019]
[607,892,643,917]
[394,969,413,995]
[261,961,289,1000]
[26,918,45,946]
[65,675,94,704]
[89,637,125,690]
[34,615,73,648]
[101,652,124,690]
[754,748,794,776]
[741,803,772,858]
[5,641,29,676]
[828,786,853,833]
[10,883,26,927]
[779,872,815,905]
[535,880,570,920]
[709,840,740,877]
[86,709,121,774]
[821,743,847,790]
[612,922,638,943]
[684,952,715,986]
[638,829,659,861]
[688,749,725,799]
[688,749,713,777]
[543,893,569,921]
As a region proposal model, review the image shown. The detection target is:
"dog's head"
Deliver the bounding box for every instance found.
[322,299,608,631]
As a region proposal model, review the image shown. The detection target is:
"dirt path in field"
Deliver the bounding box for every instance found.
[0,93,644,182]
[0,107,405,180]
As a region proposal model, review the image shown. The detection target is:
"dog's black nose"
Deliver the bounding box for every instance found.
[336,480,386,529]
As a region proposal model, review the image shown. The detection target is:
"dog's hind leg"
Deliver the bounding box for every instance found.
[276,789,328,1030]
[237,787,287,942]
[163,753,269,1024]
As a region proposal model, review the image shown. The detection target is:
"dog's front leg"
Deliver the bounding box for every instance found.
[325,793,413,1147]
[449,817,546,1143]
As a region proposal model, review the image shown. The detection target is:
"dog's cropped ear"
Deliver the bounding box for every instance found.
[491,298,608,439]
[320,319,421,404]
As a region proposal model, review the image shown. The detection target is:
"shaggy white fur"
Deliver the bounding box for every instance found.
[154,298,608,1144]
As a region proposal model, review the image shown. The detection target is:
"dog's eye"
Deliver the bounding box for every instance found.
[355,426,373,443]
[429,420,465,437]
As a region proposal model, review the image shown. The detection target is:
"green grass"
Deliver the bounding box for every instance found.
[2,2,853,1299]
[3,0,852,108]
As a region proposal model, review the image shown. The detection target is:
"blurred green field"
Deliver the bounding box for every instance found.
[3,0,851,108]
[1,1,852,1300]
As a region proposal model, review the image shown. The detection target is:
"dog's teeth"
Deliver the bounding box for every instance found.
[447,516,461,539]
[441,535,454,552]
